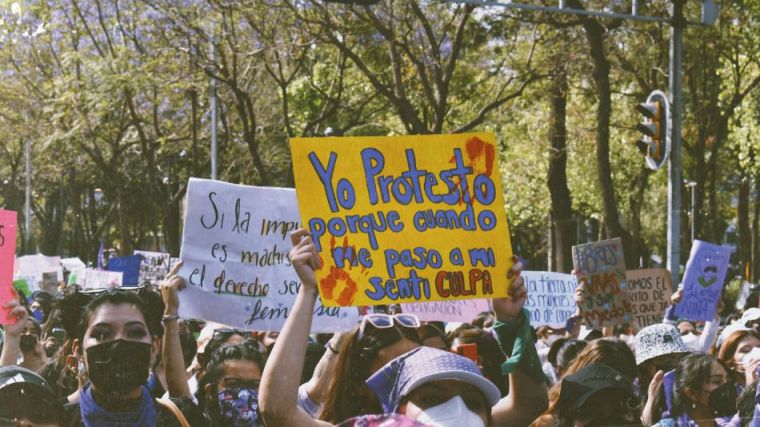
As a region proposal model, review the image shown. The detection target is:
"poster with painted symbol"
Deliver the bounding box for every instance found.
[291,133,513,307]
[523,271,578,328]
[0,210,18,324]
[178,178,360,332]
[625,269,672,329]
[672,240,732,321]
[134,251,171,285]
[572,238,632,328]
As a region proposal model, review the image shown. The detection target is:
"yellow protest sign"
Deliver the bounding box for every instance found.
[291,133,513,307]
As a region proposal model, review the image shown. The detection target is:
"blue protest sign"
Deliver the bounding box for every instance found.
[107,255,141,286]
[672,240,732,321]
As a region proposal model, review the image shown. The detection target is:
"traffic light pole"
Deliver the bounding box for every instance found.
[668,0,685,289]
[445,0,705,288]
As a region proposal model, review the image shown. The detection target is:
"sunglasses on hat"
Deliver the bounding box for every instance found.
[358,314,420,340]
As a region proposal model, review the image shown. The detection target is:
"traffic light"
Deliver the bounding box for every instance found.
[635,90,670,170]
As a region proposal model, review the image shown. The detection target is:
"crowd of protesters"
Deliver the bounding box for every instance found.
[1,227,759,427]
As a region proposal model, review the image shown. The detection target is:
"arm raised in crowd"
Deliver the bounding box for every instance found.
[303,332,346,407]
[490,259,549,426]
[259,228,333,427]
[160,261,193,400]
[0,300,28,367]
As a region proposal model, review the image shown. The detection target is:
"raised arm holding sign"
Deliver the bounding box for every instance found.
[290,133,513,307]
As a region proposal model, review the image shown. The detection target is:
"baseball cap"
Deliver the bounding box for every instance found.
[634,323,689,365]
[558,363,635,413]
[366,346,501,413]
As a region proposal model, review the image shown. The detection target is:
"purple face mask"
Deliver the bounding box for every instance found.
[217,387,261,427]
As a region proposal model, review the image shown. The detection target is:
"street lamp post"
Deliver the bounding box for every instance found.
[685,180,697,243]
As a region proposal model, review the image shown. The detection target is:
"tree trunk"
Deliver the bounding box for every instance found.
[547,68,575,273]
[752,176,759,282]
[738,172,751,279]
[570,2,635,267]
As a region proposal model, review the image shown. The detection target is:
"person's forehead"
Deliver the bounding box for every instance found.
[88,302,147,327]
[222,359,262,381]
[738,335,760,347]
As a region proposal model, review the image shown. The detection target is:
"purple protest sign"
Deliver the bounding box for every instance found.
[672,240,732,321]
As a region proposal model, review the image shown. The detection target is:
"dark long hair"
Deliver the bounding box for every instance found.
[200,340,265,425]
[670,353,726,417]
[319,326,382,423]
[318,323,420,423]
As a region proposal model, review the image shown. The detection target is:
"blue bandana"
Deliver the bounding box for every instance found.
[80,385,157,427]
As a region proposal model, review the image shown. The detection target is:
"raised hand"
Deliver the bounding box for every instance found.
[492,257,526,321]
[2,299,28,336]
[160,261,185,316]
[289,228,320,290]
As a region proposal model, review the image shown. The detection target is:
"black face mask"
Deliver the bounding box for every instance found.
[86,339,152,398]
[19,335,38,353]
[708,382,738,417]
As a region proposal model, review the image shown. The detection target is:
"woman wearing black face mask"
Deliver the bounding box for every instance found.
[0,301,47,373]
[61,286,206,427]
[652,353,738,427]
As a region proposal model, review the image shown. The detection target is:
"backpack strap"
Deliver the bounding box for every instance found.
[156,398,191,427]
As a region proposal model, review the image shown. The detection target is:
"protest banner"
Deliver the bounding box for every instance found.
[135,250,171,285]
[291,133,513,307]
[672,240,732,321]
[107,255,141,286]
[80,268,123,289]
[15,254,63,284]
[572,238,632,328]
[0,210,18,324]
[61,257,86,272]
[523,271,578,328]
[178,178,359,332]
[401,299,490,322]
[625,269,672,329]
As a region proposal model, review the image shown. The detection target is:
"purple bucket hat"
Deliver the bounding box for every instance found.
[365,346,501,413]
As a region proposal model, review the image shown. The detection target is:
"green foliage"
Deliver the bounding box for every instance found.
[0,0,758,270]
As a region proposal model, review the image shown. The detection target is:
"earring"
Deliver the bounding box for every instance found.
[692,402,697,409]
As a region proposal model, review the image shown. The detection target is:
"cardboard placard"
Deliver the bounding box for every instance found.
[107,255,141,286]
[523,271,578,328]
[572,238,632,328]
[135,250,171,285]
[291,133,513,307]
[625,269,672,328]
[0,210,18,324]
[672,240,732,321]
[177,178,359,332]
[400,299,490,322]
